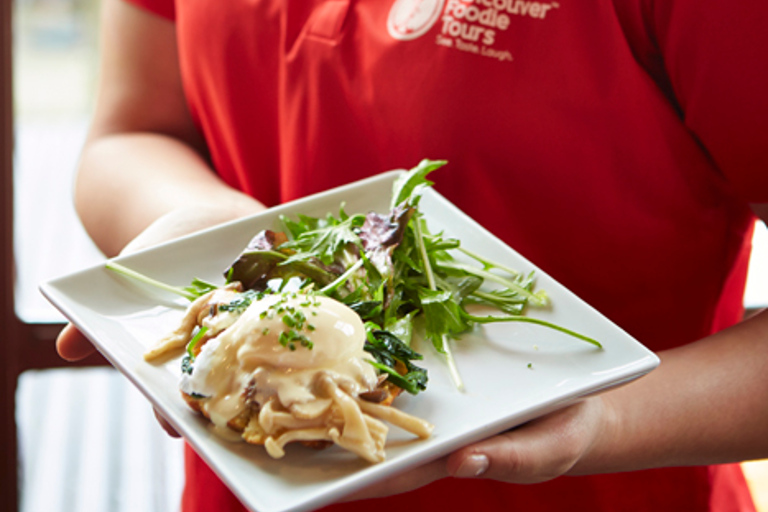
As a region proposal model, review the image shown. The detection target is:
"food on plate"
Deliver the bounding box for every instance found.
[144,287,432,463]
[114,159,600,462]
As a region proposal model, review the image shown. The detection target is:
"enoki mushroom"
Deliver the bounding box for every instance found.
[255,373,433,463]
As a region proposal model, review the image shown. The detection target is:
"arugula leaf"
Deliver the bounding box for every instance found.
[384,309,417,346]
[390,159,447,209]
[182,278,219,299]
[465,312,602,349]
[464,288,527,315]
[281,213,325,240]
[106,261,210,302]
[318,258,364,296]
[442,263,549,307]
[417,288,472,353]
[280,213,366,266]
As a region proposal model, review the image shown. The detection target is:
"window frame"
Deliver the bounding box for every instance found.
[0,1,20,508]
[0,3,108,507]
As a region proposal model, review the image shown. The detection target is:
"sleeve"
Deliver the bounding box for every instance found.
[122,0,176,22]
[651,0,768,203]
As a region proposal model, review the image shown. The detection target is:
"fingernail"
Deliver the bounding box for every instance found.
[454,454,489,478]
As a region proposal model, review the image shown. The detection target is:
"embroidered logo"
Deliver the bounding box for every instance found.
[387,0,446,41]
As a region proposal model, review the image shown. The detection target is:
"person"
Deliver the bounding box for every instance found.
[56,0,768,510]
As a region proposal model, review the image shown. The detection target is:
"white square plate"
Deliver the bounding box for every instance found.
[41,171,659,512]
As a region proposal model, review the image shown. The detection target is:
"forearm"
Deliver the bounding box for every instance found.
[577,308,768,473]
[75,132,264,257]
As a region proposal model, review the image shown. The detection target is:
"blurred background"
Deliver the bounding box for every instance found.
[4,0,768,511]
[10,1,184,512]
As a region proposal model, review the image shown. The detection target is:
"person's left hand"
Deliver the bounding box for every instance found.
[345,395,612,501]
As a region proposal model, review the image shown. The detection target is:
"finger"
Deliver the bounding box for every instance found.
[56,323,97,361]
[447,400,601,484]
[153,408,181,438]
[341,456,449,502]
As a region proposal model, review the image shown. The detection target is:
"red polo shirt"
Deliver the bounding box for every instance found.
[123,0,768,510]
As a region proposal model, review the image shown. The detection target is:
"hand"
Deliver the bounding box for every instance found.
[345,396,611,501]
[446,397,609,482]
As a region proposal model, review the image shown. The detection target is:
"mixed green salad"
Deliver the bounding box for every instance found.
[108,159,601,394]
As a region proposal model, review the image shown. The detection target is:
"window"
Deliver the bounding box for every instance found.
[13,0,104,323]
